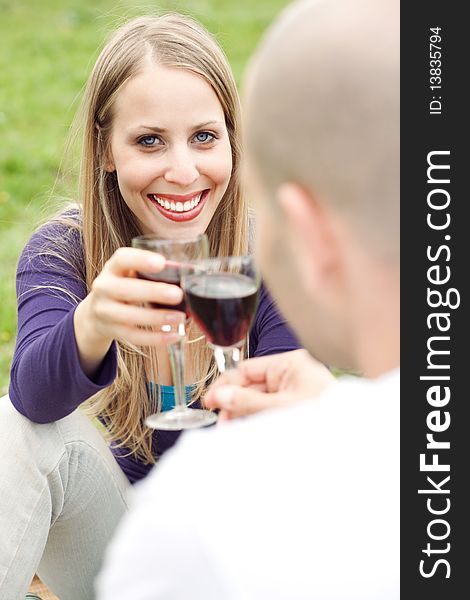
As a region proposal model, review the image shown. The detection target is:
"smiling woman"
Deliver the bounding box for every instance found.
[108,63,232,234]
[0,12,300,599]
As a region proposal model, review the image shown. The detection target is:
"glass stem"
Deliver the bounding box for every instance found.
[213,345,241,373]
[168,337,186,410]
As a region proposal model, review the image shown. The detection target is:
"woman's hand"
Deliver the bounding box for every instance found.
[74,247,185,377]
[204,349,335,421]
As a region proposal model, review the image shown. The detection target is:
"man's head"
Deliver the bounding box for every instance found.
[244,0,399,375]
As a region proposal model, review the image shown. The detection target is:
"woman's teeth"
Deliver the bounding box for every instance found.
[149,192,203,213]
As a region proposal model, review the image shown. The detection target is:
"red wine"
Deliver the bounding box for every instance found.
[138,267,187,314]
[185,273,259,347]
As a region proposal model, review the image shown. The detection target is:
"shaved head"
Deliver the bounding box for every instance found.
[245,0,399,259]
[242,0,400,371]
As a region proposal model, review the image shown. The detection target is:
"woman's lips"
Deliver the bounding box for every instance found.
[147,190,209,222]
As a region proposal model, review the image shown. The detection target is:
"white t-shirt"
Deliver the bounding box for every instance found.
[97,370,400,599]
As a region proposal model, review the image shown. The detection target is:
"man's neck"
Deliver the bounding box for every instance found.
[349,260,400,379]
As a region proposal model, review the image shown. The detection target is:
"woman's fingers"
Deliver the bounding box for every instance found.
[92,274,183,306]
[85,247,189,347]
[105,247,166,276]
[94,299,185,330]
[110,323,183,347]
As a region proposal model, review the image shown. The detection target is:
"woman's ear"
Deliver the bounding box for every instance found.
[276,182,340,293]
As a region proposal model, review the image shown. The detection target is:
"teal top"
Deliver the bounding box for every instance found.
[149,383,195,411]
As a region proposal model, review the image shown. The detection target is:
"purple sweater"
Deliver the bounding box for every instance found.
[9,221,300,483]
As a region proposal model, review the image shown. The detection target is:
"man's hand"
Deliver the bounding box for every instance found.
[205,349,335,421]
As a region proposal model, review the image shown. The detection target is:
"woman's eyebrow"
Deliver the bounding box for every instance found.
[137,125,166,133]
[192,120,224,129]
[136,120,224,132]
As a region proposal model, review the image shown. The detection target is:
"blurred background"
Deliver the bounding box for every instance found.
[0,0,290,394]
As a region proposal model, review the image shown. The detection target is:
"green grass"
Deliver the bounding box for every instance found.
[0,0,290,394]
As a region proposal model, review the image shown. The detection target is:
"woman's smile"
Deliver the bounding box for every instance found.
[146,189,210,222]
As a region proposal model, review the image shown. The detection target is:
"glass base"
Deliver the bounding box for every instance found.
[145,408,218,431]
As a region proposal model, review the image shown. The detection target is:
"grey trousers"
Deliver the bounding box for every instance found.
[0,396,130,600]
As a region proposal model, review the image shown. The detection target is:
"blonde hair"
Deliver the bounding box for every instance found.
[51,14,247,463]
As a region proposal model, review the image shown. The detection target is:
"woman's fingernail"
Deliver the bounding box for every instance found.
[160,318,185,336]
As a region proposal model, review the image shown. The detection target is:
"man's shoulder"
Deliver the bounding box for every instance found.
[133,369,400,599]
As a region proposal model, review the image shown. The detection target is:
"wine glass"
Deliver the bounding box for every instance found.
[182,255,261,373]
[132,233,218,430]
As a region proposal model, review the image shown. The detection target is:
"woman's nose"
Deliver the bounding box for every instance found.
[163,147,199,186]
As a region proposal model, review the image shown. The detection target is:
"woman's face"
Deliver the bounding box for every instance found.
[108,62,233,239]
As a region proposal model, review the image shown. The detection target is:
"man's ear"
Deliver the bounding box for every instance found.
[277,182,339,292]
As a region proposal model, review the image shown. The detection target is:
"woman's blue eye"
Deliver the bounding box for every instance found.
[138,136,160,147]
[194,131,215,144]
